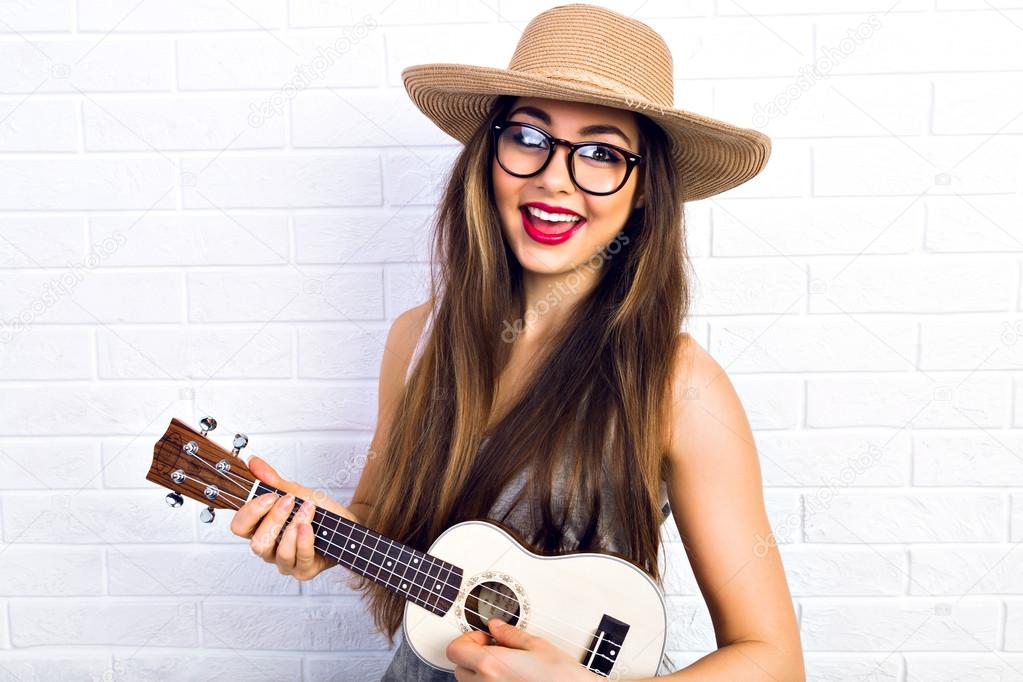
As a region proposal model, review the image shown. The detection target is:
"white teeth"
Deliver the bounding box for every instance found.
[525,205,581,223]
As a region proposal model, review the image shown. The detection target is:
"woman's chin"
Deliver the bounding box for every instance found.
[515,244,588,277]
[502,219,597,275]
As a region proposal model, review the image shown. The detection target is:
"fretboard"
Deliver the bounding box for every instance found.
[254,482,462,617]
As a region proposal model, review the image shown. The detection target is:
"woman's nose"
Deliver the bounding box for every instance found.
[534,143,575,193]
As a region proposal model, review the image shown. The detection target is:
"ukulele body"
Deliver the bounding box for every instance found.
[402,520,668,679]
[144,417,667,679]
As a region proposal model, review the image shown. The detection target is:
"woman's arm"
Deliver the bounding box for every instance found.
[647,334,805,681]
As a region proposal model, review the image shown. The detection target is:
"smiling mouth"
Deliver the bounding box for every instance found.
[519,206,587,245]
[520,205,586,233]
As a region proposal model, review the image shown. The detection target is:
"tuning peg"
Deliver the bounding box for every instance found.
[200,506,215,523]
[199,416,217,437]
[165,492,184,508]
[232,433,248,456]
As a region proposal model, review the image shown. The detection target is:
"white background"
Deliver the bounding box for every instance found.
[1,0,1022,680]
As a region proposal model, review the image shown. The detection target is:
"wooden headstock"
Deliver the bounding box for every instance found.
[147,416,257,520]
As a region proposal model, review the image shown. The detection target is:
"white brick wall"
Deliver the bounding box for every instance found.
[0,1,1020,680]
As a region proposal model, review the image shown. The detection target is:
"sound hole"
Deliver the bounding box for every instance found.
[464,580,521,632]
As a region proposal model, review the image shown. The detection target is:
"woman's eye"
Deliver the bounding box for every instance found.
[581,145,623,164]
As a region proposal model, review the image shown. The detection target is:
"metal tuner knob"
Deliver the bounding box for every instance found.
[200,506,216,523]
[232,433,248,456]
[165,492,184,508]
[199,416,217,437]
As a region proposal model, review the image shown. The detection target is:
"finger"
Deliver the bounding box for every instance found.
[229,492,278,538]
[464,630,492,646]
[275,510,299,573]
[246,454,288,489]
[487,618,535,650]
[453,665,481,682]
[247,456,331,516]
[250,492,295,560]
[446,632,489,672]
[294,501,318,576]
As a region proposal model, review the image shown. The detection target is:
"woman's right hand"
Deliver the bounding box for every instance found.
[229,454,357,581]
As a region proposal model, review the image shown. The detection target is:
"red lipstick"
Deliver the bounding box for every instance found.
[520,204,587,245]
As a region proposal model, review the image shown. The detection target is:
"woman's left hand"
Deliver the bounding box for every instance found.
[446,617,599,681]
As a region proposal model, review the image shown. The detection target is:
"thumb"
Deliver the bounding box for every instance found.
[487,618,535,650]
[246,454,287,489]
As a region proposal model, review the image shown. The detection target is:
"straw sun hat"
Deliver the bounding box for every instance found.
[401,3,771,203]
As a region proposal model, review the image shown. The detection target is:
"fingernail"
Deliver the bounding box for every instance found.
[277,493,294,509]
[299,500,313,520]
[260,494,277,506]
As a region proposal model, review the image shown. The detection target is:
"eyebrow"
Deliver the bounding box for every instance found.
[507,105,634,148]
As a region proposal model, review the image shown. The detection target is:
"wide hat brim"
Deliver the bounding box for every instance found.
[402,62,771,204]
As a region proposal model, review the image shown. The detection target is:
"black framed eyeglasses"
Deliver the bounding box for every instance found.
[491,120,643,196]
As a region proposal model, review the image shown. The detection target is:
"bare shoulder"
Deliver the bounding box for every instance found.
[667,332,725,413]
[665,331,753,467]
[372,300,434,399]
[388,301,433,364]
[671,331,717,384]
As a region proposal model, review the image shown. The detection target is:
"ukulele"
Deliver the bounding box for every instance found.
[147,416,668,678]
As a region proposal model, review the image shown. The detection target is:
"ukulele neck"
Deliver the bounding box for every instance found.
[253,482,463,616]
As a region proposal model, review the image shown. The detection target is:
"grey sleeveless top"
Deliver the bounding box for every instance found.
[380,307,675,680]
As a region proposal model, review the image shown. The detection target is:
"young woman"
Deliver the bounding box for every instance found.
[231,5,804,681]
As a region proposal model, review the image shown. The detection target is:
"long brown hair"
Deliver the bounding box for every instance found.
[350,94,691,644]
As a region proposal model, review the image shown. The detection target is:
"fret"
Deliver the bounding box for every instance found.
[338,515,359,570]
[423,555,446,611]
[312,507,341,562]
[397,545,428,608]
[348,524,372,573]
[382,540,406,595]
[332,518,373,579]
[408,548,430,606]
[435,559,455,611]
[367,529,387,585]
[339,519,377,579]
[357,528,392,591]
